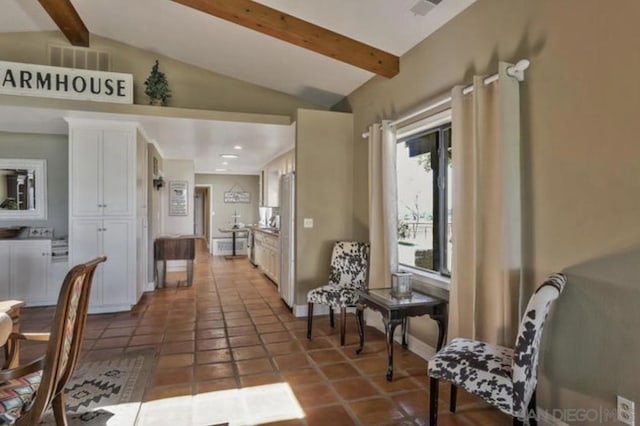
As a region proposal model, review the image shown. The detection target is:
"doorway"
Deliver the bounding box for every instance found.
[194,185,212,249]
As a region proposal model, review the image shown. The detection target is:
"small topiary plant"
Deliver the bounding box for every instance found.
[144,60,171,106]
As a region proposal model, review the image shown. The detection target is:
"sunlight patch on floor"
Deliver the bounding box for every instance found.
[136,383,304,426]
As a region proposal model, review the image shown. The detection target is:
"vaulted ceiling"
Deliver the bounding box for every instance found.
[0,0,474,174]
[2,0,475,107]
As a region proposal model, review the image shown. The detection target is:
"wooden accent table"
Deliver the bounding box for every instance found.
[154,236,197,288]
[0,299,25,368]
[356,288,448,381]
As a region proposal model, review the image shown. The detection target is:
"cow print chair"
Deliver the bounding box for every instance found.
[307,241,370,346]
[428,273,567,426]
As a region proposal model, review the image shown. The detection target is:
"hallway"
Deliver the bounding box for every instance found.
[19,243,507,425]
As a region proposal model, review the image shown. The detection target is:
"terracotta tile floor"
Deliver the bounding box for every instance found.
[19,243,509,425]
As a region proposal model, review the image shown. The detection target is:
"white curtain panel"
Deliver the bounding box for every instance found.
[448,62,523,347]
[368,121,398,289]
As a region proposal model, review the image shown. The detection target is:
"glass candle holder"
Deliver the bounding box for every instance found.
[391,272,412,298]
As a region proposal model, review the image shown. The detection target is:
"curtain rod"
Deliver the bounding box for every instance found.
[361,59,530,139]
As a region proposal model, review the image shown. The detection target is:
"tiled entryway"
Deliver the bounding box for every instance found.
[20,242,509,425]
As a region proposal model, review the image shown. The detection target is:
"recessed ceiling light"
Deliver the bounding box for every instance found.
[220,154,239,159]
[233,145,243,150]
[215,168,227,172]
[222,161,228,165]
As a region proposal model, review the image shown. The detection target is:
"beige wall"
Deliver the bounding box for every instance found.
[341,0,640,419]
[0,32,322,116]
[162,160,194,236]
[295,109,353,304]
[147,143,163,281]
[0,132,68,237]
[194,173,259,238]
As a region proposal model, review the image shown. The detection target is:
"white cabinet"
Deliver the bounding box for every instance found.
[0,240,53,306]
[254,230,279,284]
[68,119,138,313]
[261,149,294,207]
[71,219,134,311]
[11,242,50,303]
[0,245,9,300]
[70,127,135,218]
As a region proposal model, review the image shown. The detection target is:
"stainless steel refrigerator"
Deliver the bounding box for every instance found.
[279,173,295,307]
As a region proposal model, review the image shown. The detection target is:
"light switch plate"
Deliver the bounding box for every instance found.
[303,218,314,228]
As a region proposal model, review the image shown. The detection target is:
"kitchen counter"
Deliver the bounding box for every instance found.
[252,227,280,237]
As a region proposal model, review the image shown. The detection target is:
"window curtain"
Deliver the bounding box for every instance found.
[449,62,523,347]
[368,121,398,289]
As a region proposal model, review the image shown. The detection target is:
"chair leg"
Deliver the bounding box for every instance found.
[307,302,313,340]
[429,377,439,426]
[528,389,537,426]
[450,384,457,413]
[52,393,69,426]
[340,307,346,346]
[330,307,335,328]
[513,418,524,426]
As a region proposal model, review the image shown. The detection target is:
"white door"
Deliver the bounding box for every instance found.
[10,244,49,302]
[70,128,101,217]
[103,130,134,217]
[71,219,102,307]
[102,219,132,307]
[194,190,204,236]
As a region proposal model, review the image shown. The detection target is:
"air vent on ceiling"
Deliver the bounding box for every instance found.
[410,0,442,16]
[48,45,111,71]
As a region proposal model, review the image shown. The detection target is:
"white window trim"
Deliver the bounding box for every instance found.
[396,107,453,290]
[395,109,452,140]
[400,264,450,291]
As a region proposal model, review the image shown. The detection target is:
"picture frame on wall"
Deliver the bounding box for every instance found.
[169,180,188,216]
[224,191,251,203]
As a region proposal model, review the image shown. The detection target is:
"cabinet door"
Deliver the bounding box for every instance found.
[0,245,10,300]
[101,219,132,306]
[71,219,102,307]
[102,130,135,217]
[10,244,49,303]
[70,128,102,217]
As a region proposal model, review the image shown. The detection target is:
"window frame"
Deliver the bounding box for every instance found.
[395,109,452,289]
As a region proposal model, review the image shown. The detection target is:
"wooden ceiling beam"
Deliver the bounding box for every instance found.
[38,0,89,47]
[171,0,399,78]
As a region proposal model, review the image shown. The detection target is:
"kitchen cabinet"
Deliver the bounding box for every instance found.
[71,219,134,310]
[260,149,294,207]
[68,119,139,313]
[0,240,53,306]
[70,127,135,218]
[254,230,279,285]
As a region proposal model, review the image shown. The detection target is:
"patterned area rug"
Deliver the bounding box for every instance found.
[40,348,156,425]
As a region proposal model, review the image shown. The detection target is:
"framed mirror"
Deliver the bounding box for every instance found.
[0,159,47,220]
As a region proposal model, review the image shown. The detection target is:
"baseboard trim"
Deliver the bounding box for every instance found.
[88,303,133,314]
[293,304,358,318]
[294,304,328,317]
[364,312,437,361]
[537,409,570,426]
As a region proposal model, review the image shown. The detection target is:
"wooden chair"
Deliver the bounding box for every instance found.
[0,256,106,425]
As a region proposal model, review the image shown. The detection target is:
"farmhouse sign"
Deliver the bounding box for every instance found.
[0,60,133,104]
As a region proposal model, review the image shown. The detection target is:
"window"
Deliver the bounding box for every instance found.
[396,122,452,277]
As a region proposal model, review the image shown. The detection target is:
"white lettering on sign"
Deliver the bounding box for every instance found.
[0,60,133,104]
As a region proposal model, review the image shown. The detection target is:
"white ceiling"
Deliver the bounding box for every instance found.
[0,105,294,175]
[0,0,475,174]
